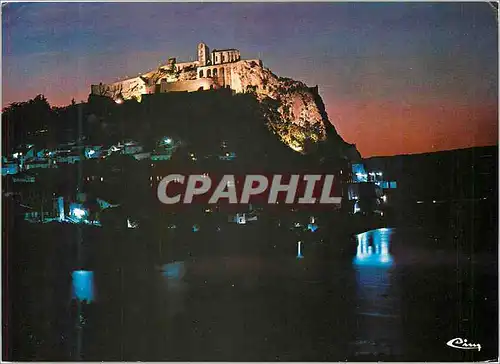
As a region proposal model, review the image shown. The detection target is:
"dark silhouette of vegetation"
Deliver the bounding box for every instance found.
[3,91,351,169]
[2,95,53,154]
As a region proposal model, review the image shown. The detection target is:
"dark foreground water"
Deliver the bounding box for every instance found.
[4,208,498,361]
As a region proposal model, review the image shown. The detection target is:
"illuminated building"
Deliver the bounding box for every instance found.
[91,42,262,101]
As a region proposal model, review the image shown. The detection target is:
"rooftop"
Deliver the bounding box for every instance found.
[212,48,238,53]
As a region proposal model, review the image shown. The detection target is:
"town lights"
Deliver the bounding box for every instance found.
[354,201,361,214]
[115,98,123,104]
[382,195,387,203]
[164,138,172,145]
[71,206,88,220]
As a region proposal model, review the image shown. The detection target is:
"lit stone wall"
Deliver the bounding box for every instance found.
[211,49,241,65]
[113,77,147,99]
[91,76,147,100]
[159,78,220,93]
[91,44,262,100]
[197,63,232,87]
[198,43,210,66]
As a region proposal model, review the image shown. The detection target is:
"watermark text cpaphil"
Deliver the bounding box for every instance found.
[157,174,342,205]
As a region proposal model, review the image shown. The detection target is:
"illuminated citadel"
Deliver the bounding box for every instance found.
[90,42,362,157]
[91,42,263,102]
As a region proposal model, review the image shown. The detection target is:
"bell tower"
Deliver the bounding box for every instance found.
[198,42,209,66]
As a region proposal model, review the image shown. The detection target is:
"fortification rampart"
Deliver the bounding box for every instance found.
[90,42,261,101]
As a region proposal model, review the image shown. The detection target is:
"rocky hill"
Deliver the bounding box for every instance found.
[141,60,360,160]
[224,60,360,160]
[229,60,327,153]
[4,62,360,165]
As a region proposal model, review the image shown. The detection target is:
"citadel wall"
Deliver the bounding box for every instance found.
[197,63,231,87]
[90,43,261,100]
[196,59,263,91]
[159,78,220,93]
[211,49,241,65]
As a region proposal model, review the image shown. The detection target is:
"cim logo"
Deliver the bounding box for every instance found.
[156,174,341,206]
[446,338,481,352]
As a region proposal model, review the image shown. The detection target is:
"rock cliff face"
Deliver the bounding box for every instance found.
[229,60,359,159]
[101,59,360,160]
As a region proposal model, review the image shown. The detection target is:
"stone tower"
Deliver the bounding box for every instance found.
[198,42,209,66]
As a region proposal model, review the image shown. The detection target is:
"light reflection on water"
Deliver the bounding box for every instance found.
[71,270,95,303]
[160,261,187,318]
[352,228,401,358]
[161,261,186,280]
[53,225,493,361]
[353,228,394,267]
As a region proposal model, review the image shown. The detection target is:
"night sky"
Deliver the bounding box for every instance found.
[2,2,498,156]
